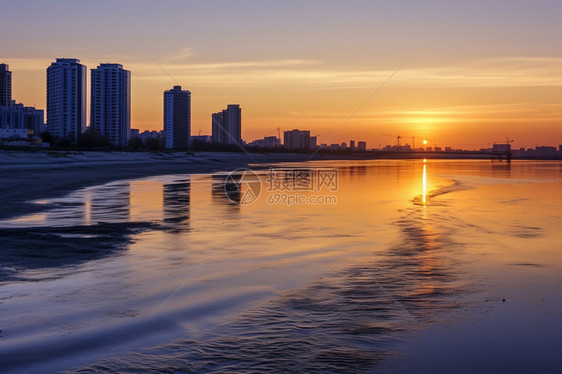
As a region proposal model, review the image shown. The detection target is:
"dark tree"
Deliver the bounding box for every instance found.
[128,136,143,150]
[40,131,54,145]
[144,136,162,151]
[77,128,110,148]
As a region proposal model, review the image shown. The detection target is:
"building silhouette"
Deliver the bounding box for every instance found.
[248,136,280,148]
[212,174,241,206]
[163,85,191,149]
[46,58,87,143]
[310,135,317,148]
[212,104,241,145]
[90,63,130,148]
[0,63,12,107]
[283,129,311,149]
[0,102,44,138]
[0,63,44,139]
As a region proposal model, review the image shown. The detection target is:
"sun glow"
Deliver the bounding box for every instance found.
[423,139,428,145]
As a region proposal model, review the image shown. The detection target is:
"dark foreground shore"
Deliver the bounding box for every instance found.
[0,150,339,221]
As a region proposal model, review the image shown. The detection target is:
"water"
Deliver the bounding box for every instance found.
[1,160,561,373]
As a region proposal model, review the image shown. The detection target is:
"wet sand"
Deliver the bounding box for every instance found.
[0,150,336,220]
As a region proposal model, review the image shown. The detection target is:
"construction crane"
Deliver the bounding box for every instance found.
[410,136,427,149]
[493,138,514,145]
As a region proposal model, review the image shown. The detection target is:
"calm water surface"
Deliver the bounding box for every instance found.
[0,160,561,373]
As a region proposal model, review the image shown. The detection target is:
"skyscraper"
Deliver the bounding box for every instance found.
[163,85,191,149]
[0,63,12,107]
[211,104,241,145]
[46,58,86,143]
[90,63,130,148]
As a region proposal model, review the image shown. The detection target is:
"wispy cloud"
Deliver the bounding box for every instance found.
[6,54,562,89]
[131,55,562,89]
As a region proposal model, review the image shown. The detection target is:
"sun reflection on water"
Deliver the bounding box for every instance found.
[422,159,427,206]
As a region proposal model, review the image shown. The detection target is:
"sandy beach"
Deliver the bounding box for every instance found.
[0,150,336,220]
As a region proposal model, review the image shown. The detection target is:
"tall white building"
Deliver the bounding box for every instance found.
[90,63,130,148]
[164,85,191,149]
[46,58,86,143]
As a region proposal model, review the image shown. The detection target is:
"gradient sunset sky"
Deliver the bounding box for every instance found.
[2,0,561,149]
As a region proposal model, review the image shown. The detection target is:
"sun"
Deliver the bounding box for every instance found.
[423,139,428,145]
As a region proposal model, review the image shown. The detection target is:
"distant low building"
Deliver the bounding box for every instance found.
[0,128,28,139]
[310,136,317,149]
[248,136,280,148]
[0,63,45,140]
[191,135,212,143]
[534,146,558,156]
[492,144,511,153]
[0,101,44,139]
[139,130,161,142]
[382,144,411,152]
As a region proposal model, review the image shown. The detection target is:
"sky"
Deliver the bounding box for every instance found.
[1,0,561,149]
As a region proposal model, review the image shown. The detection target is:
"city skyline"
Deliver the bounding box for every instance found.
[1,58,561,154]
[1,1,561,149]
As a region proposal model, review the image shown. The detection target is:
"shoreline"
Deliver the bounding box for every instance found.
[0,150,347,221]
[2,150,560,221]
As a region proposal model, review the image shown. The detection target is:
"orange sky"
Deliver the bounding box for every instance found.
[2,1,561,149]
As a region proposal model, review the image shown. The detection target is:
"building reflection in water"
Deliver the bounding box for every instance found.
[340,165,367,179]
[90,182,131,223]
[211,174,241,206]
[163,179,191,227]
